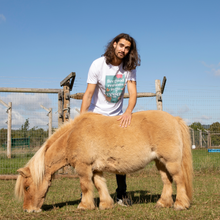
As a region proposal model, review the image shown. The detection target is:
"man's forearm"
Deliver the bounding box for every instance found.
[125,80,137,114]
[125,79,137,114]
[125,94,137,113]
[80,84,96,114]
[80,95,92,114]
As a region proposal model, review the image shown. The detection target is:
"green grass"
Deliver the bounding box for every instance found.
[0,153,34,174]
[1,148,220,175]
[0,149,220,219]
[192,149,220,172]
[0,171,220,219]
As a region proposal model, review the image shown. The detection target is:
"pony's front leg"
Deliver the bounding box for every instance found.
[75,163,95,210]
[155,160,174,208]
[93,171,114,210]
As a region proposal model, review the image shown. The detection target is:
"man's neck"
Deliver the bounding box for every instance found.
[110,56,122,66]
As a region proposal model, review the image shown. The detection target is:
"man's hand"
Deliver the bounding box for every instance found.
[117,80,137,128]
[117,110,132,128]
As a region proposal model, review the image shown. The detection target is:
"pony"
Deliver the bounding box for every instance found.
[15,110,193,212]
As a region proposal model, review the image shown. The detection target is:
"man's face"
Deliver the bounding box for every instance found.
[113,38,131,60]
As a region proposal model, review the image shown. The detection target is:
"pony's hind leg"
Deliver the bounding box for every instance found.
[75,163,95,210]
[155,159,174,208]
[93,171,114,210]
[165,162,190,210]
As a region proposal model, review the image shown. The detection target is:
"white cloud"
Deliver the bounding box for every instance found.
[190,115,212,124]
[182,118,191,125]
[12,110,26,127]
[178,105,190,115]
[164,105,190,118]
[0,14,6,23]
[165,108,175,115]
[0,107,8,128]
[201,61,220,77]
[70,108,80,119]
[2,93,52,111]
[200,115,212,120]
[213,69,220,76]
[0,93,56,129]
[181,115,212,126]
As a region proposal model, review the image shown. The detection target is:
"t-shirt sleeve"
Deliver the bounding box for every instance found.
[127,69,136,81]
[87,61,98,84]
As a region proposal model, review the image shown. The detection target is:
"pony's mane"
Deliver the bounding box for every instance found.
[15,117,79,200]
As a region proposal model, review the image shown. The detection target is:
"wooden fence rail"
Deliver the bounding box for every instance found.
[0,74,166,161]
[70,92,156,100]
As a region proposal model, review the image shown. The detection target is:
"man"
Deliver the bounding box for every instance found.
[80,33,141,206]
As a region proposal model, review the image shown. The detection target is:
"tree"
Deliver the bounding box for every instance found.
[21,118,30,138]
[209,122,220,146]
[0,128,7,147]
[209,122,220,132]
[189,122,205,131]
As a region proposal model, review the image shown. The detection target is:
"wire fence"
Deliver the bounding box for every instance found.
[0,83,220,175]
[0,92,58,175]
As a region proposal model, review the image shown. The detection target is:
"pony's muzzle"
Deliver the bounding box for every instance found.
[24,209,42,213]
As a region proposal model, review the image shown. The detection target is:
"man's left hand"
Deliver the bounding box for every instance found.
[117,111,132,128]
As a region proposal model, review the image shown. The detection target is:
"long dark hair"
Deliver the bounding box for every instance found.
[104,33,141,71]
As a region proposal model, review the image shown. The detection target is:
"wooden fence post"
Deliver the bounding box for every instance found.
[58,91,63,128]
[40,105,52,137]
[7,102,12,159]
[200,130,202,148]
[58,72,75,174]
[49,108,52,137]
[189,127,195,148]
[63,84,70,122]
[0,99,12,159]
[60,72,75,124]
[197,129,203,148]
[207,131,211,148]
[155,79,163,110]
[192,129,195,147]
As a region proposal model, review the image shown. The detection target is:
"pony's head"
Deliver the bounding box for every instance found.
[15,167,52,213]
[14,118,79,212]
[15,143,52,213]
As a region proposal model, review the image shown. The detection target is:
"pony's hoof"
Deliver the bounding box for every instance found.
[99,200,114,210]
[24,208,42,213]
[77,202,95,210]
[155,198,173,208]
[174,200,190,210]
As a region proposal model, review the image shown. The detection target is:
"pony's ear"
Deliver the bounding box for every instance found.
[17,167,31,178]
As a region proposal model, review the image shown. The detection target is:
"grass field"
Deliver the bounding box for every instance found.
[0,153,34,174]
[192,149,220,172]
[0,149,220,219]
[0,170,220,219]
[1,148,220,175]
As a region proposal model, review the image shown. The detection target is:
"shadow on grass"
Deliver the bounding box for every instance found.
[128,190,176,204]
[42,191,176,211]
[42,199,81,211]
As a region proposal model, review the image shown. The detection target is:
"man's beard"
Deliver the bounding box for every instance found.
[115,51,124,60]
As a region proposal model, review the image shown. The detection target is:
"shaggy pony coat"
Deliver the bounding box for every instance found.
[15,110,193,212]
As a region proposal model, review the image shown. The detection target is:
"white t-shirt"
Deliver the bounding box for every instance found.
[87,56,136,116]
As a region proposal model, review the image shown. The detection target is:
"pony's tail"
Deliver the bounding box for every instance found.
[177,117,193,201]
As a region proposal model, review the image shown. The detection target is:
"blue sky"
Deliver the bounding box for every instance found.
[0,0,220,127]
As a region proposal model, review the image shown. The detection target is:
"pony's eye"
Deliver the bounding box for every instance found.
[25,186,30,191]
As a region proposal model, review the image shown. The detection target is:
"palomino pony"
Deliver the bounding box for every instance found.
[15,110,193,212]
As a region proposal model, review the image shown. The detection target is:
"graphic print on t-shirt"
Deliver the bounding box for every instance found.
[105,74,125,103]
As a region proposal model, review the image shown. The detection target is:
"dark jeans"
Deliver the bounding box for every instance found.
[116,174,127,199]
